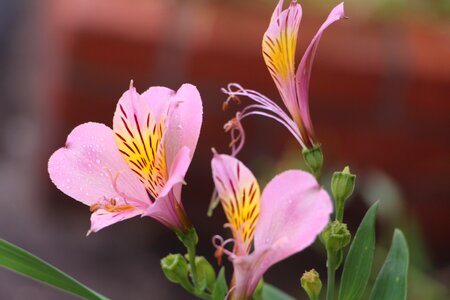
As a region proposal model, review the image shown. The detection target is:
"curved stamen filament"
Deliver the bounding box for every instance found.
[222,83,305,148]
[239,110,303,147]
[224,116,246,157]
[104,167,149,206]
[212,235,235,265]
[223,83,286,117]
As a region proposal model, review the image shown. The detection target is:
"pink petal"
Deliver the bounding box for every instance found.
[144,189,188,232]
[144,146,192,231]
[90,208,144,233]
[133,86,175,123]
[155,146,191,200]
[262,0,302,123]
[211,154,260,254]
[48,122,149,207]
[165,84,203,169]
[233,170,332,298]
[113,84,173,198]
[255,170,332,264]
[296,2,345,136]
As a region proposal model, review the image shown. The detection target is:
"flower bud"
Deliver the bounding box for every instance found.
[302,144,324,178]
[331,166,356,221]
[321,220,351,252]
[161,254,191,289]
[194,256,216,292]
[301,269,322,300]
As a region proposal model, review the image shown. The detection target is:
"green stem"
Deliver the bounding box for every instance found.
[177,228,213,299]
[326,249,337,300]
[186,241,198,287]
[335,202,344,223]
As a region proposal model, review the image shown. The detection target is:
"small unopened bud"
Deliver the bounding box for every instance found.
[194,256,216,292]
[331,166,356,221]
[222,101,229,111]
[302,144,324,178]
[301,269,322,300]
[321,220,351,252]
[161,254,190,288]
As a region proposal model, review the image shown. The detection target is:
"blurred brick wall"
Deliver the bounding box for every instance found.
[39,0,450,295]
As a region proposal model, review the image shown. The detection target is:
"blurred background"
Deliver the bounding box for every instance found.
[0,0,449,299]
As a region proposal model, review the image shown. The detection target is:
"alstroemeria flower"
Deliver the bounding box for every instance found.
[48,82,202,234]
[211,153,332,299]
[223,1,345,150]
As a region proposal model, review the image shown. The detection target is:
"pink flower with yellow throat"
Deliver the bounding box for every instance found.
[223,1,346,150]
[48,82,202,235]
[211,152,332,299]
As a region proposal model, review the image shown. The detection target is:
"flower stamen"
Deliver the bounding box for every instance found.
[222,83,305,148]
[104,167,149,206]
[212,235,235,266]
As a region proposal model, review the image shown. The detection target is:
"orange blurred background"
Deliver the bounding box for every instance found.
[0,0,449,299]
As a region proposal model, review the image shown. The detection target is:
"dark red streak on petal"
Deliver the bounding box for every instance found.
[121,117,134,138]
[119,104,128,118]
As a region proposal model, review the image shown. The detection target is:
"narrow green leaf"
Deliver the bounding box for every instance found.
[0,239,108,300]
[339,201,379,300]
[252,279,264,300]
[261,284,295,300]
[369,229,409,300]
[211,267,227,300]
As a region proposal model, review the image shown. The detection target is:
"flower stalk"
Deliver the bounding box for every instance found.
[177,228,200,288]
[326,248,338,300]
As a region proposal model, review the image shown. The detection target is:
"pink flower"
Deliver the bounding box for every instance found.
[223,1,345,150]
[211,153,332,299]
[48,82,202,234]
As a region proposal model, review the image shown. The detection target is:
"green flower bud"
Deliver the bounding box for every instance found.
[301,269,322,300]
[302,144,324,178]
[331,166,356,221]
[321,221,351,252]
[194,256,216,292]
[161,254,191,290]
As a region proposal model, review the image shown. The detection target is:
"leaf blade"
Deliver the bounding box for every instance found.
[369,229,409,300]
[211,267,228,300]
[339,201,379,300]
[261,284,296,300]
[0,239,108,300]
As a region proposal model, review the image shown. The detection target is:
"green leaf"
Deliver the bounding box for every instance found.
[0,239,108,300]
[261,284,296,300]
[211,267,227,300]
[252,279,264,300]
[369,229,409,300]
[339,201,379,300]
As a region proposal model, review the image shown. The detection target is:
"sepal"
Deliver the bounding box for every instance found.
[160,254,192,292]
[302,144,324,178]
